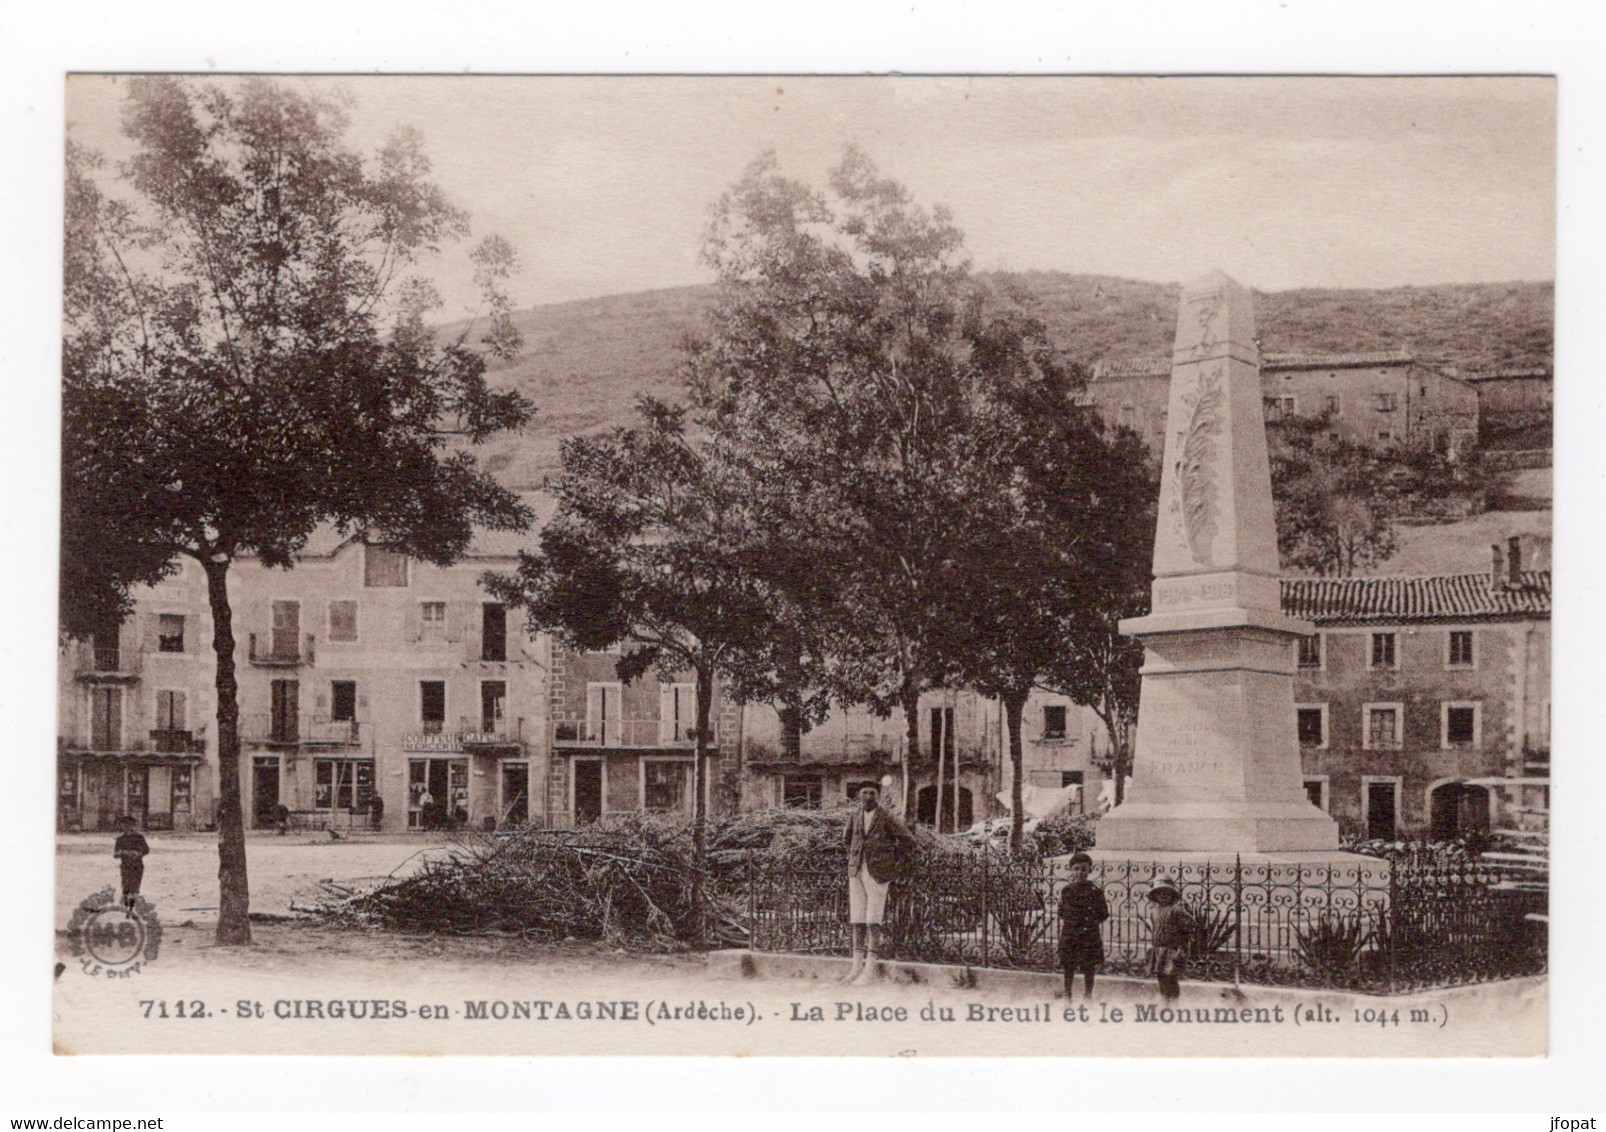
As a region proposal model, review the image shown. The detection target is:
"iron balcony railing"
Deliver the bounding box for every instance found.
[247,633,316,666]
[458,716,526,747]
[149,728,206,754]
[551,718,720,749]
[241,713,369,749]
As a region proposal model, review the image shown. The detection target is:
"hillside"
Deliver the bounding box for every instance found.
[471,276,1554,487]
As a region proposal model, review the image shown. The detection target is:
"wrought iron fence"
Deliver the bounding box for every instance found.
[742,851,1546,994]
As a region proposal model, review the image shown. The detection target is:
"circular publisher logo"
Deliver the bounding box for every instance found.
[67,887,162,977]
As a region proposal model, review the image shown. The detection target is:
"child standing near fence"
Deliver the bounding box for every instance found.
[1056,852,1109,1000]
[1145,876,1195,1002]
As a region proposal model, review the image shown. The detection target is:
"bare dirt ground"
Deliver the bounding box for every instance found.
[55,830,460,930]
[52,831,1545,1058]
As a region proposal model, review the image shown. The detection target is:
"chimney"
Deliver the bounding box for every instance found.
[1491,542,1508,591]
[1507,535,1523,580]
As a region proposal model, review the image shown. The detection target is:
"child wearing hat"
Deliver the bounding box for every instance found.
[1145,875,1195,1002]
[112,815,150,912]
[1056,852,1109,1000]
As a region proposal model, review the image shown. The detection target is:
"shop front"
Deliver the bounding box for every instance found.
[59,752,201,832]
[404,731,469,830]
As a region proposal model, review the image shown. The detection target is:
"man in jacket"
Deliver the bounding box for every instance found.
[842,782,915,984]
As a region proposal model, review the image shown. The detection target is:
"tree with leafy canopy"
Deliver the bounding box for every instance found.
[685,146,1027,819]
[63,77,534,945]
[954,363,1156,850]
[1267,414,1398,576]
[485,399,795,940]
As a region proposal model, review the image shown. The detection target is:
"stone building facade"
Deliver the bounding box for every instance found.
[544,647,741,826]
[1463,368,1553,445]
[736,687,1107,828]
[1086,351,1480,458]
[1281,545,1550,841]
[57,562,215,832]
[58,524,553,835]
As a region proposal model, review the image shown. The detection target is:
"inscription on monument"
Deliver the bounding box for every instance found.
[1152,576,1240,608]
[1152,760,1224,776]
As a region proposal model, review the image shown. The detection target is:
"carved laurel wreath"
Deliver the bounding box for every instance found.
[1170,364,1224,565]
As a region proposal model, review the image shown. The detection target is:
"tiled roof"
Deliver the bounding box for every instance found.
[1091,351,1415,381]
[1463,369,1552,383]
[1093,356,1170,379]
[1263,350,1413,370]
[1280,571,1550,624]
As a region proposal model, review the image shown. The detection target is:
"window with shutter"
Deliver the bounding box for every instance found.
[420,681,446,733]
[586,684,621,745]
[364,545,408,587]
[331,681,357,723]
[660,683,695,744]
[482,603,508,661]
[156,689,187,732]
[158,614,185,653]
[328,601,358,642]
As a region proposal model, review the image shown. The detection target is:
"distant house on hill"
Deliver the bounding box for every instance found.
[1462,367,1553,446]
[1084,350,1479,458]
[1280,537,1549,842]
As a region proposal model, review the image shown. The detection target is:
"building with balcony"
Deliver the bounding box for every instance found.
[57,500,554,834]
[1282,538,1550,841]
[736,688,1107,830]
[545,647,740,826]
[226,524,550,833]
[57,567,213,831]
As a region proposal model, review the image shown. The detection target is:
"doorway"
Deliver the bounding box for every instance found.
[145,765,174,830]
[573,758,603,825]
[408,757,468,829]
[1429,782,1491,841]
[1366,780,1398,840]
[916,784,974,832]
[252,757,281,828]
[501,762,529,826]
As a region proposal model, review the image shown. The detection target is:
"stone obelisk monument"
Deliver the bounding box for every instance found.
[1097,271,1340,852]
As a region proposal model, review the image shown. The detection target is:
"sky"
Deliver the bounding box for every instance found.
[64,75,1555,315]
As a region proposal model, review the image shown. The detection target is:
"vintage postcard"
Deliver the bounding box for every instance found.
[49,73,1554,1062]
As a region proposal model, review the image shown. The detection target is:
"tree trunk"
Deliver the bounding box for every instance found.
[1105,708,1132,807]
[900,679,922,821]
[203,556,251,946]
[1005,688,1028,854]
[691,665,714,948]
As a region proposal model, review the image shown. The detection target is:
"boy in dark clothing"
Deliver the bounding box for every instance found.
[1057,852,1109,1000]
[113,815,150,912]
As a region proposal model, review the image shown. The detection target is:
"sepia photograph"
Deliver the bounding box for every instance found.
[45,72,1559,1064]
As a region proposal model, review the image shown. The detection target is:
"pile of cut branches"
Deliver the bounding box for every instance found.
[309,807,1015,950]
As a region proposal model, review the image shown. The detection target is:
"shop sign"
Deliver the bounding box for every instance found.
[402,732,463,752]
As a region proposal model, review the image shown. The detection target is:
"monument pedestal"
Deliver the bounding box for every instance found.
[1095,618,1340,852]
[1088,848,1384,884]
[1094,803,1346,853]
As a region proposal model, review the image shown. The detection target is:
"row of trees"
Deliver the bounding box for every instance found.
[485,148,1157,859]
